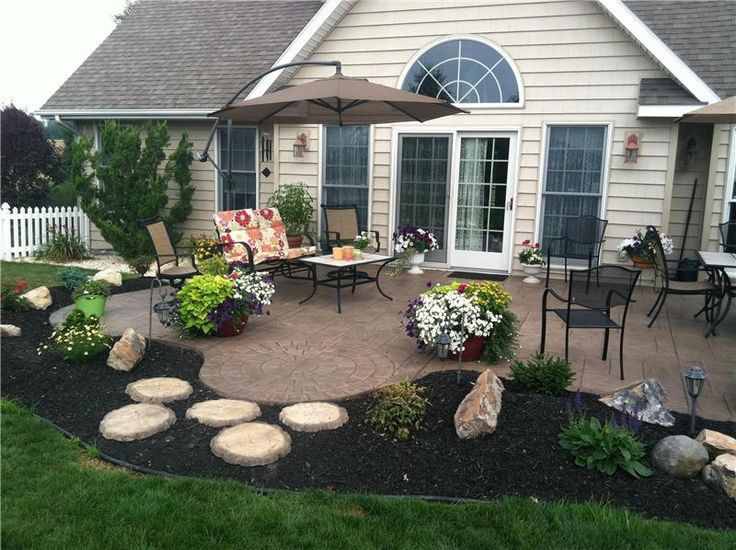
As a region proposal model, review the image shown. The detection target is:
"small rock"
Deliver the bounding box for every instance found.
[696,429,736,459]
[126,377,193,404]
[702,454,736,500]
[93,268,122,287]
[652,435,709,478]
[454,369,504,439]
[186,399,261,427]
[279,402,348,432]
[0,324,21,337]
[107,328,146,372]
[99,403,175,441]
[21,286,52,310]
[211,422,291,466]
[599,379,675,427]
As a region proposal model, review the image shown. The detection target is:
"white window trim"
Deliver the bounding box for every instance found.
[396,35,525,110]
[723,126,736,224]
[215,124,260,211]
[534,122,614,267]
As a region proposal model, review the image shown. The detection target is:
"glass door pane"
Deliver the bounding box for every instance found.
[397,135,451,262]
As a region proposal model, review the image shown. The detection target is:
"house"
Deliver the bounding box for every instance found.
[38,0,736,275]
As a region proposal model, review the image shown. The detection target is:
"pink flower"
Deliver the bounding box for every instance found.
[534,243,541,248]
[522,239,531,245]
[457,284,468,293]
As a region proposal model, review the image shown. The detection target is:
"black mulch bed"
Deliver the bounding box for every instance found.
[2,280,735,531]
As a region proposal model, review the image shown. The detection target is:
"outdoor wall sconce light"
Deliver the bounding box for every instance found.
[624,133,640,164]
[435,332,450,360]
[293,133,309,157]
[683,364,707,434]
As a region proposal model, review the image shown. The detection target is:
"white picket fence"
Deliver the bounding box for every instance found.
[0,202,90,260]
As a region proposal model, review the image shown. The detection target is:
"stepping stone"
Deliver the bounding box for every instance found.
[99,403,175,441]
[279,402,348,432]
[210,422,291,466]
[186,399,261,427]
[125,377,193,404]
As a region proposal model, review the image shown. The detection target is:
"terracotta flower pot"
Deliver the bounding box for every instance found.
[448,335,486,362]
[287,234,304,249]
[632,255,655,269]
[214,315,248,337]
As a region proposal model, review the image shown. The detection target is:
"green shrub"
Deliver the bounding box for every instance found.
[559,416,652,478]
[173,275,233,335]
[72,280,110,300]
[366,380,429,441]
[0,279,30,311]
[38,309,110,362]
[510,351,574,395]
[199,255,228,276]
[57,267,89,291]
[34,229,90,262]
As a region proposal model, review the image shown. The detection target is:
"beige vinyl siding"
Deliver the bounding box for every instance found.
[277,0,677,270]
[702,125,736,251]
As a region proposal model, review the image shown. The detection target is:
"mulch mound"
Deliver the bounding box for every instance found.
[2,280,735,531]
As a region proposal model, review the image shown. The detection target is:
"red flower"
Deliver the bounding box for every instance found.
[457,283,468,293]
[234,210,250,227]
[522,239,530,245]
[534,243,541,248]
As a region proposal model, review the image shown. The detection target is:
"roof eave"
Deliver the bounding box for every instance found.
[35,109,213,120]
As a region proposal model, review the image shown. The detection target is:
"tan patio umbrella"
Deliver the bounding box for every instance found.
[680,96,736,124]
[210,69,468,125]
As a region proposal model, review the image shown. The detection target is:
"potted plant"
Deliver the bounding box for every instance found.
[267,183,314,249]
[617,227,673,268]
[404,281,503,362]
[171,268,275,337]
[393,226,439,275]
[72,280,111,318]
[353,231,372,260]
[518,240,545,284]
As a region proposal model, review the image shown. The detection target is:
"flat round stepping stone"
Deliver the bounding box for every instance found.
[278,402,348,432]
[186,399,261,427]
[210,422,291,466]
[126,377,193,404]
[99,403,176,441]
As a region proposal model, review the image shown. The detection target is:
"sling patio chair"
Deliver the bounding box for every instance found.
[541,264,639,380]
[646,225,717,327]
[143,217,200,288]
[212,207,316,278]
[719,221,736,253]
[321,204,381,253]
[545,215,608,286]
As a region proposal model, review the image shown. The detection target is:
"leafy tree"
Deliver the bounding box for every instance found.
[1,105,62,206]
[69,121,195,261]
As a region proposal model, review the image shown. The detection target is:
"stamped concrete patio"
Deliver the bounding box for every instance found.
[53,269,735,421]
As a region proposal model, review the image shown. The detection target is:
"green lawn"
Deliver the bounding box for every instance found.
[0,261,134,289]
[1,400,733,549]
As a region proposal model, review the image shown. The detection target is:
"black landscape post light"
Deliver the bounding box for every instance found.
[435,332,450,360]
[148,278,174,351]
[683,364,707,434]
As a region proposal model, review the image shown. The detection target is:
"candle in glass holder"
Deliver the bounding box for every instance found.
[354,248,363,260]
[332,247,344,260]
[343,246,355,260]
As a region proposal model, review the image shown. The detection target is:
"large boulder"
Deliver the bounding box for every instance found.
[0,324,21,337]
[702,453,736,500]
[696,429,736,459]
[454,369,504,439]
[21,286,52,310]
[93,269,123,287]
[599,379,675,427]
[652,435,709,478]
[107,328,146,372]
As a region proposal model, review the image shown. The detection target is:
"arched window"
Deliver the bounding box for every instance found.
[401,38,521,104]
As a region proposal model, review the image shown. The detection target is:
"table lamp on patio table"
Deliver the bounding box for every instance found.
[683,364,707,434]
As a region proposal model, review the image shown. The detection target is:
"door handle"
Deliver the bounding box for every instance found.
[507,198,514,211]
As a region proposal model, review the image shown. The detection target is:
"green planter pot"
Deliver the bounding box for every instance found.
[74,295,107,318]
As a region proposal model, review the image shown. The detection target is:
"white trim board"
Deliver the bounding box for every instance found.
[637,104,705,119]
[597,0,720,104]
[36,109,212,120]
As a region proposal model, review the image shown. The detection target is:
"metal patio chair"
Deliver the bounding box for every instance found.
[545,215,608,286]
[719,221,736,253]
[541,264,639,380]
[646,225,715,328]
[321,204,381,253]
[143,217,200,288]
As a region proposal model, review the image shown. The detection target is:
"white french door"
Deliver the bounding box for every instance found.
[449,132,517,271]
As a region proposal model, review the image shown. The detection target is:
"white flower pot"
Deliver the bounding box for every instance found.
[521,263,542,284]
[408,252,426,275]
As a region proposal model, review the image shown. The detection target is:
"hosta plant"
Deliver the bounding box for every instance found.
[366,380,429,441]
[559,415,652,478]
[38,309,110,362]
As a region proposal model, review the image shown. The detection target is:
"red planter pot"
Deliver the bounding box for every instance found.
[448,335,486,362]
[214,316,249,337]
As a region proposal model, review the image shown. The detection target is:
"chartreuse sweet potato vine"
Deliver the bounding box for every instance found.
[174,275,233,335]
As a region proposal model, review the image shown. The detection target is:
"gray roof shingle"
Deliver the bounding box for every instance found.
[638,77,704,106]
[40,0,323,112]
[624,0,736,99]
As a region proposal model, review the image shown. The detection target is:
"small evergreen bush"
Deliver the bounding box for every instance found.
[510,351,574,395]
[366,380,429,441]
[57,268,89,291]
